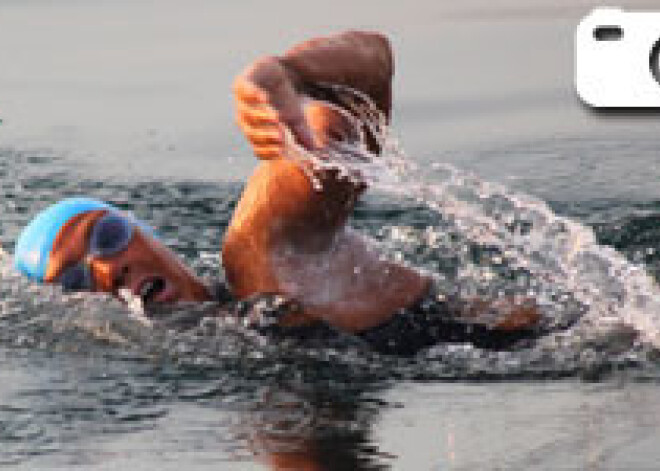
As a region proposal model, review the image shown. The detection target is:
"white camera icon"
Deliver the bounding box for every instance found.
[576,8,660,107]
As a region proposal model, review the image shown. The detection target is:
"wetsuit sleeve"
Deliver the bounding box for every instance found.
[358,293,546,356]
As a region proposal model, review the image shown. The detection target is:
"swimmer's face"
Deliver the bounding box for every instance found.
[44,210,211,305]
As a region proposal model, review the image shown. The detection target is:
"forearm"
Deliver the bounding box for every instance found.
[281,31,394,118]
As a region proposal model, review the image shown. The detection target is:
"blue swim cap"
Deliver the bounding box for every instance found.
[15,197,125,282]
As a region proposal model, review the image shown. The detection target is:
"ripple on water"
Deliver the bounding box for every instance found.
[3,122,660,466]
[3,127,660,378]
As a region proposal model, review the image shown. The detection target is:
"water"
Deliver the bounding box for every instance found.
[3,1,660,469]
[2,119,660,470]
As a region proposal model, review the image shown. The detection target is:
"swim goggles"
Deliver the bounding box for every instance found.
[58,212,136,292]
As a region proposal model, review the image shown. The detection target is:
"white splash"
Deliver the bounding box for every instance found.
[117,288,152,327]
[283,84,660,349]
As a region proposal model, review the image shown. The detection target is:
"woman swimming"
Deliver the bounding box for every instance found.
[13,31,546,355]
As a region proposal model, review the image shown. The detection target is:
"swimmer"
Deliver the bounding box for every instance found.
[14,31,548,355]
[14,198,212,304]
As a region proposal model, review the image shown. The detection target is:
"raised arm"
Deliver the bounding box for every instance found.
[233,31,394,160]
[224,31,423,327]
[225,32,548,342]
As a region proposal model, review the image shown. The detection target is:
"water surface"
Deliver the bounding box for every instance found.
[2,1,660,470]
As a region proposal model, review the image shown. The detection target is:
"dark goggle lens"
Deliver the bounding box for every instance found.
[89,214,134,257]
[59,263,93,292]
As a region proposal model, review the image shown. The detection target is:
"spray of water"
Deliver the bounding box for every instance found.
[284,84,660,351]
[1,89,659,377]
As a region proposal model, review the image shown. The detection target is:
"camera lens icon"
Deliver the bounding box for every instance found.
[651,38,660,86]
[576,8,660,108]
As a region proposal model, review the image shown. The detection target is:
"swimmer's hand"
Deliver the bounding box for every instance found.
[461,297,543,333]
[492,299,542,332]
[236,293,319,333]
[233,31,393,160]
[234,57,315,159]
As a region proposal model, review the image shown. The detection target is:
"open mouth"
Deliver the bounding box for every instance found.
[135,276,172,304]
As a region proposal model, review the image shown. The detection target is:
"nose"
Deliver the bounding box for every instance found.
[89,256,130,292]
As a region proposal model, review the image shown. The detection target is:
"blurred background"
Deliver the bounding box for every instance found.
[1,0,658,193]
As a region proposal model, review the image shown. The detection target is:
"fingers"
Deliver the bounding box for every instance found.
[236,122,284,160]
[253,146,285,160]
[236,101,279,126]
[233,76,269,106]
[244,129,283,150]
[234,63,318,159]
[234,79,283,159]
[235,103,315,159]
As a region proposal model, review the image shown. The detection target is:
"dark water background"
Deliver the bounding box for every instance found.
[3,1,660,469]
